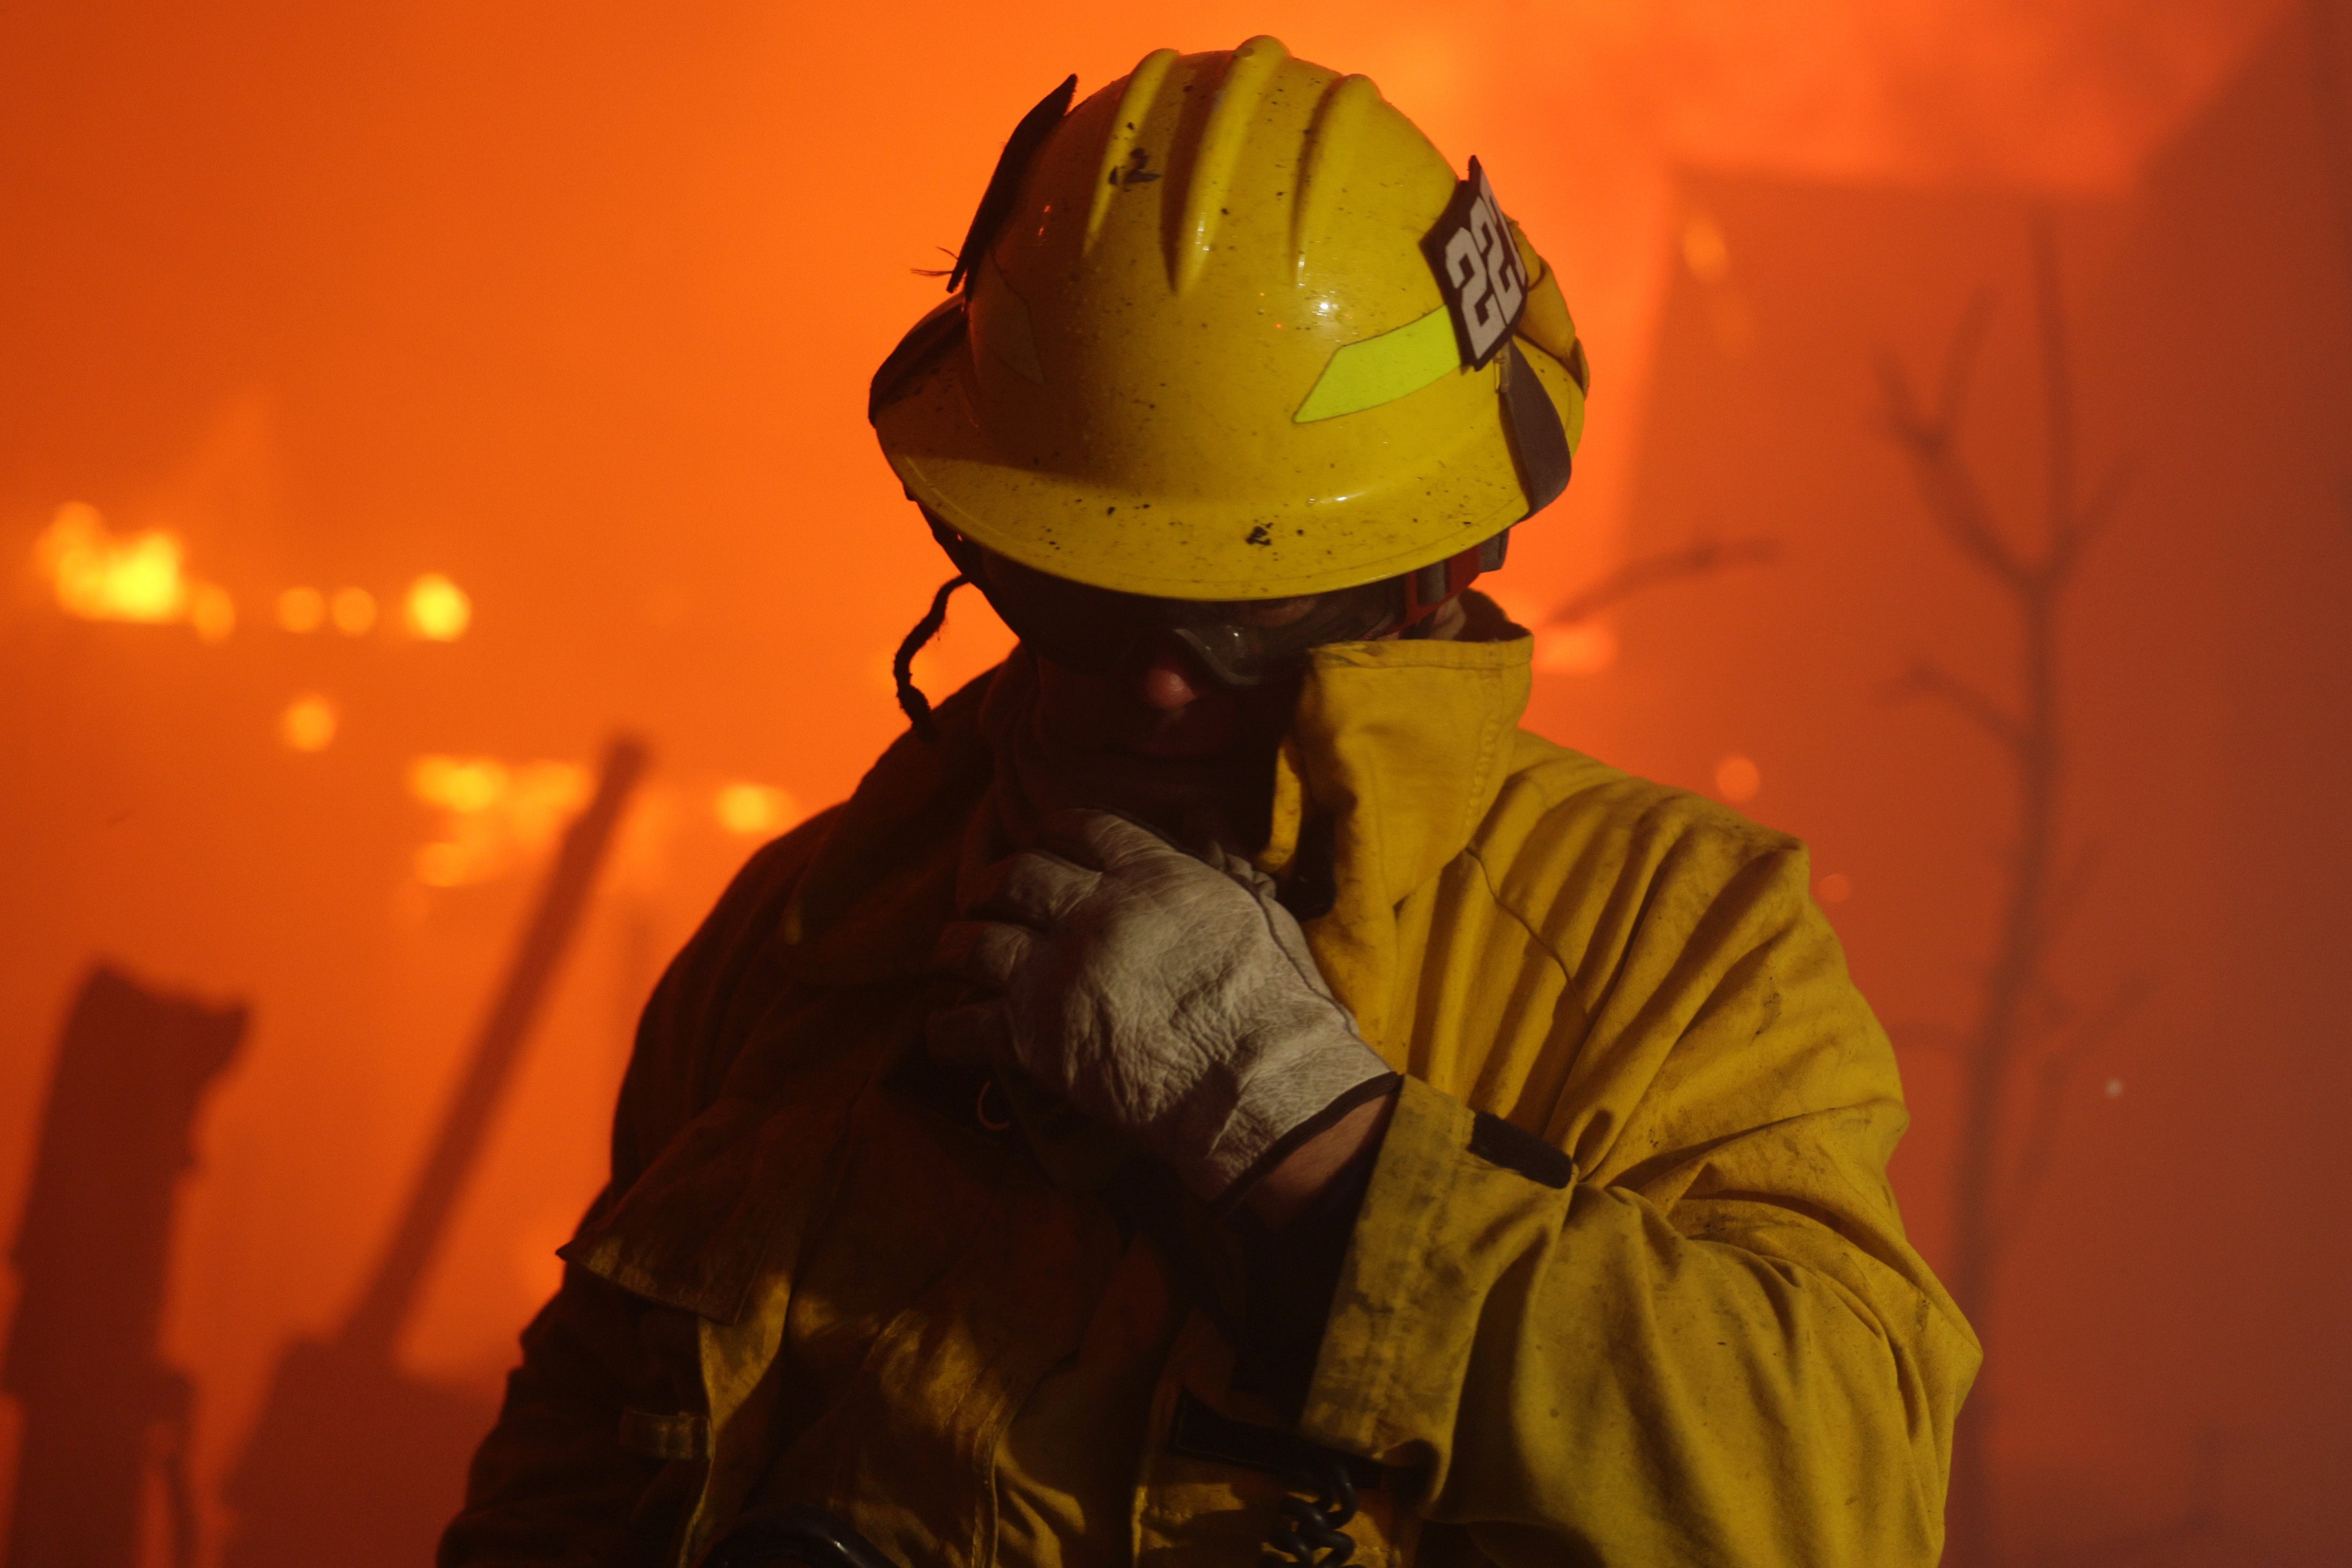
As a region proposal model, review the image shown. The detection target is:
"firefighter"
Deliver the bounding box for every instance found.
[443,37,1976,1568]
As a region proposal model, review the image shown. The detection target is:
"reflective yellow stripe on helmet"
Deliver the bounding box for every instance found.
[1293,307,1460,424]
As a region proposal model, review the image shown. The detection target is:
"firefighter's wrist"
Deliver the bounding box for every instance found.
[1238,1083,1398,1231]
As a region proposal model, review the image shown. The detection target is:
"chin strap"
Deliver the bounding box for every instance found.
[893,574,970,743]
[1400,527,1512,630]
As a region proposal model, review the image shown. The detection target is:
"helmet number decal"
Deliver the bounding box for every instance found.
[1422,158,1529,370]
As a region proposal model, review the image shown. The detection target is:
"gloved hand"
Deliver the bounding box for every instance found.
[929,808,1394,1202]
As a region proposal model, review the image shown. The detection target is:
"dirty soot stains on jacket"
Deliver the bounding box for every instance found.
[442,623,1977,1568]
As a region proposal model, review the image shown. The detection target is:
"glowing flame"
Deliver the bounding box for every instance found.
[280,693,338,752]
[408,753,592,886]
[714,782,799,837]
[35,502,189,623]
[410,755,510,813]
[404,573,472,640]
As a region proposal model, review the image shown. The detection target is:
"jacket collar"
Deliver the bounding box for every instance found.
[776,602,1534,1041]
[576,609,1532,1319]
[1263,610,1533,1048]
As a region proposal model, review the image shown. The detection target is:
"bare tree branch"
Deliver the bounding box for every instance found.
[2041,840,2106,951]
[1999,974,2153,1243]
[2055,452,2137,579]
[1884,432,2033,587]
[1887,658,2028,755]
[1938,290,2000,431]
[1544,536,1779,627]
[1879,290,2042,590]
[2033,214,2079,555]
[1998,1048,2084,1250]
[1880,232,2136,1568]
[1880,290,1998,439]
[1875,358,1936,444]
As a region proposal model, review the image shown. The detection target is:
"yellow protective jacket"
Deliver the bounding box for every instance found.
[443,626,1977,1568]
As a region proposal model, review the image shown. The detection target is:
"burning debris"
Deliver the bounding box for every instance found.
[33,502,232,640]
[407,755,593,887]
[32,501,473,648]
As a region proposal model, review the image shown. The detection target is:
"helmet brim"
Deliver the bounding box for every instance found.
[877,320,1581,602]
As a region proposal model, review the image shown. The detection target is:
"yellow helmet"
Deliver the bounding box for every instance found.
[870,36,1588,604]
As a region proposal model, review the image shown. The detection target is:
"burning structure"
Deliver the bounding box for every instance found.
[2,3,2342,1564]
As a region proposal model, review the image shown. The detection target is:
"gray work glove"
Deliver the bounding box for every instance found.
[929,808,1393,1202]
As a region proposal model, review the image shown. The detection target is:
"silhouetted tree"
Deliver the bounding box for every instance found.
[1542,534,1778,625]
[1878,217,2143,1568]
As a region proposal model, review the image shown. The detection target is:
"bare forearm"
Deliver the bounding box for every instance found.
[1242,1091,1397,1231]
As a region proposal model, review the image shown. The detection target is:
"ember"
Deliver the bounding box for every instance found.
[713,782,798,836]
[404,574,472,641]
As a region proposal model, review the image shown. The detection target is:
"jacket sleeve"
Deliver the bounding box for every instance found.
[1299,815,1979,1567]
[439,819,837,1567]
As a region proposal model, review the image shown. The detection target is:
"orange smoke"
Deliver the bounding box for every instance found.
[0,4,2303,1565]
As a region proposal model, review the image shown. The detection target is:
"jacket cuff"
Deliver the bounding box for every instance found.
[1297,1074,1575,1466]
